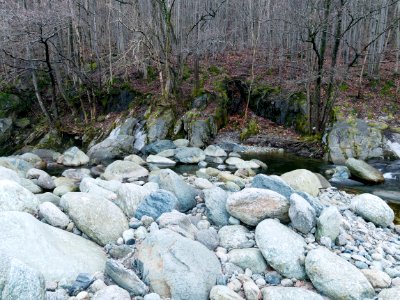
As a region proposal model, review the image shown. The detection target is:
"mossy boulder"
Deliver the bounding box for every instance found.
[0,93,21,118]
[146,108,175,143]
[327,119,384,164]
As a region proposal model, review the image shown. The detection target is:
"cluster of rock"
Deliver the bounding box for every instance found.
[0,139,400,300]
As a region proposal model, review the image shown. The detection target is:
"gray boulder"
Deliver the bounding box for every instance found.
[261,287,323,300]
[61,192,128,246]
[38,202,70,228]
[61,147,89,167]
[26,168,55,190]
[316,206,342,242]
[346,158,384,184]
[115,183,157,217]
[0,157,33,177]
[328,119,384,164]
[289,193,316,234]
[251,174,293,198]
[0,179,39,214]
[378,287,400,300]
[281,169,322,196]
[135,189,179,220]
[103,160,149,182]
[88,135,135,164]
[351,193,394,227]
[175,147,206,164]
[136,229,221,300]
[0,255,45,300]
[255,219,306,279]
[305,247,374,299]
[105,260,148,296]
[150,169,197,212]
[0,211,106,281]
[0,165,20,183]
[195,228,220,250]
[226,188,289,226]
[143,140,176,155]
[228,248,268,274]
[204,187,230,226]
[218,225,252,249]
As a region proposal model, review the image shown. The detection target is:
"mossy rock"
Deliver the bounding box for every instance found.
[0,93,21,117]
[146,107,175,143]
[15,118,31,128]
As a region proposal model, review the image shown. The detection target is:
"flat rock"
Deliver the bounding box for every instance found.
[146,155,176,166]
[0,179,39,214]
[261,287,323,300]
[61,192,128,246]
[136,229,221,300]
[255,219,306,279]
[103,160,149,182]
[0,211,106,281]
[281,169,322,196]
[346,158,384,184]
[174,147,206,164]
[351,193,394,227]
[226,188,289,226]
[305,247,375,300]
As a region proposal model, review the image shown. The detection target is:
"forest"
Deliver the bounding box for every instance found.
[0,0,400,137]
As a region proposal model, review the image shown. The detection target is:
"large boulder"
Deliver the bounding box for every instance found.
[61,147,89,167]
[346,158,384,184]
[136,229,221,300]
[26,168,55,190]
[288,193,316,234]
[0,255,45,300]
[146,109,175,143]
[251,174,294,198]
[135,189,179,220]
[281,169,322,196]
[143,140,176,155]
[0,157,34,177]
[88,135,135,164]
[226,188,289,226]
[261,287,323,300]
[0,166,20,183]
[305,247,374,299]
[0,179,39,214]
[204,145,227,157]
[255,219,306,279]
[378,287,400,300]
[204,187,230,226]
[0,211,106,281]
[351,193,394,227]
[61,192,128,246]
[115,183,157,217]
[150,169,198,212]
[327,119,384,164]
[174,147,206,164]
[102,160,149,182]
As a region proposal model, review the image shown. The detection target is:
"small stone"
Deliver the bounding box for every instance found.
[227,279,242,292]
[122,229,135,245]
[281,278,294,287]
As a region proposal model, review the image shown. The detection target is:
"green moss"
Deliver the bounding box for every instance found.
[240,119,260,140]
[208,65,223,75]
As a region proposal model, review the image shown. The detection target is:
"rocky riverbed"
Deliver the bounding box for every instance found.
[1,139,400,300]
